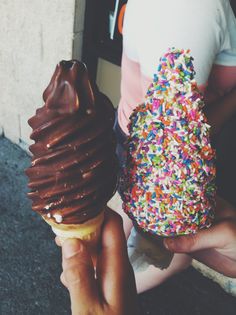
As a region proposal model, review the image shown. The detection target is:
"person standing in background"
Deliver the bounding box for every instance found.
[114,0,236,293]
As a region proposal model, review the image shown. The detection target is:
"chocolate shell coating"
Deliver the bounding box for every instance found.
[26,60,118,224]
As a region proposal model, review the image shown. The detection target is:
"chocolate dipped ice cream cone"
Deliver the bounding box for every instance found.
[26,60,118,248]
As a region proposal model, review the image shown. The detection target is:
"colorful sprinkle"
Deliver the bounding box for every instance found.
[120,48,216,237]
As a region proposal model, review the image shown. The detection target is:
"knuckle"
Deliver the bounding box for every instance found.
[60,272,67,287]
[63,265,83,285]
[180,234,197,251]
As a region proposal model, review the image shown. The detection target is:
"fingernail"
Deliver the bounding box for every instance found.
[164,238,175,251]
[63,239,82,259]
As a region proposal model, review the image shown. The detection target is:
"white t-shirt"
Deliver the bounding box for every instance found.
[118,0,236,134]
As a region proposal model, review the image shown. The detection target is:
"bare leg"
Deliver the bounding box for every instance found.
[108,193,192,294]
[135,253,192,293]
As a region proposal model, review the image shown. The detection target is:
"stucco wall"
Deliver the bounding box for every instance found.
[0,0,81,149]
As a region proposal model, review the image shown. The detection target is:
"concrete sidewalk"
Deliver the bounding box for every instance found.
[0,136,236,315]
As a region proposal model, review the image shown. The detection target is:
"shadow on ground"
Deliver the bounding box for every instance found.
[0,136,235,315]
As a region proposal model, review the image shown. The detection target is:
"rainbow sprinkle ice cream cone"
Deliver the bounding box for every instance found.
[121,48,216,269]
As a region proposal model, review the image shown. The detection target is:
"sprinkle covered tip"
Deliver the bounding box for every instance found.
[121,48,216,237]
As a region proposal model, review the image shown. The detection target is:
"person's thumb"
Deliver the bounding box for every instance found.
[163,222,228,253]
[62,239,98,314]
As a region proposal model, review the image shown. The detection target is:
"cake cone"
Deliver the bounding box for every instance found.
[49,211,104,260]
[45,209,104,243]
[45,210,105,263]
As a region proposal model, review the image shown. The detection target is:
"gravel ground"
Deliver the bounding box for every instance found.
[0,136,236,315]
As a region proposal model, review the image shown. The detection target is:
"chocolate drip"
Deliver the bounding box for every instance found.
[26,60,118,224]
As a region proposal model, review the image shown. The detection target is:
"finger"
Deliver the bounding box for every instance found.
[62,239,98,314]
[164,220,235,253]
[97,208,137,310]
[60,272,68,288]
[55,236,62,247]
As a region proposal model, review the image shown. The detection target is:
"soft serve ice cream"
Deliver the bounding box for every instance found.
[26,60,117,242]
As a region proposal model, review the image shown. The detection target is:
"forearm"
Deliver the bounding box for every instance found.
[204,87,236,137]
